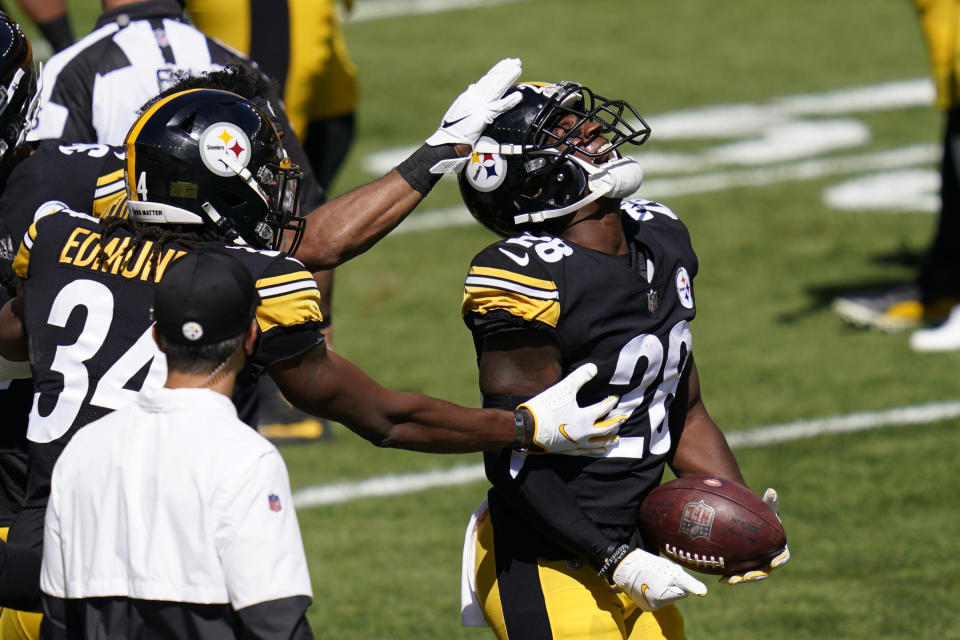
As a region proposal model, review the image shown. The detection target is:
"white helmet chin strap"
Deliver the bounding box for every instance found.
[512,155,644,226]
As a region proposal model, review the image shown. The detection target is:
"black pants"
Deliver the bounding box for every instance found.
[920,108,960,301]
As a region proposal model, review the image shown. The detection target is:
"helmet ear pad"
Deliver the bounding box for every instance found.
[514,155,588,224]
[457,151,588,237]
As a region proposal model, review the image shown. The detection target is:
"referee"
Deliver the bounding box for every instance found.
[30,0,241,144]
[38,250,314,639]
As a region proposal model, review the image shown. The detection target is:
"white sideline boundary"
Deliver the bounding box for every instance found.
[292,399,960,509]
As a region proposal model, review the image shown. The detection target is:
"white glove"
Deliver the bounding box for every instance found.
[518,363,623,455]
[722,487,790,585]
[425,58,523,147]
[613,548,708,612]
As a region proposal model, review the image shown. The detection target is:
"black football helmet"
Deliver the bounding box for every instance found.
[0,12,39,163]
[124,88,305,254]
[458,81,650,237]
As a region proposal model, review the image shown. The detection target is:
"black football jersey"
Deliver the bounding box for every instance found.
[0,142,126,525]
[462,199,698,527]
[0,141,126,244]
[12,211,323,523]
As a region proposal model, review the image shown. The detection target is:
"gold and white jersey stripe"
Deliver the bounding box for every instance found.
[255,270,323,332]
[462,265,560,328]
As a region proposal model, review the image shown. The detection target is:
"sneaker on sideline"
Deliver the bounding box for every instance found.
[831,282,957,332]
[910,304,960,352]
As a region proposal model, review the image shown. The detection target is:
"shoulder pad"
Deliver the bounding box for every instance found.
[621,199,679,222]
[55,142,124,161]
[221,243,304,266]
[64,209,100,223]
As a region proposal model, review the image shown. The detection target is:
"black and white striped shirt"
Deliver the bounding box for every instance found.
[29,0,244,145]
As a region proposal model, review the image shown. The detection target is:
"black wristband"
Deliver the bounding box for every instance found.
[511,407,536,450]
[597,543,632,583]
[394,144,459,196]
[511,409,526,449]
[38,14,75,53]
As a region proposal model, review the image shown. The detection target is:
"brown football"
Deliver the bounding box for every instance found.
[638,476,786,575]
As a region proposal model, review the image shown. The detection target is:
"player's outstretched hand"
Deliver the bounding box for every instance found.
[516,363,623,455]
[721,487,790,584]
[612,547,707,612]
[425,58,523,148]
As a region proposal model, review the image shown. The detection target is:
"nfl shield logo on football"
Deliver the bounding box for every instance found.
[679,499,714,541]
[268,494,282,512]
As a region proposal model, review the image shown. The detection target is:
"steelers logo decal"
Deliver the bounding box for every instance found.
[33,200,70,221]
[465,136,506,192]
[181,321,204,342]
[199,122,252,177]
[675,267,693,309]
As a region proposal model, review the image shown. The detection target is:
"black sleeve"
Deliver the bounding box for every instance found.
[0,538,43,611]
[235,595,314,640]
[231,252,325,385]
[0,152,51,245]
[482,394,615,570]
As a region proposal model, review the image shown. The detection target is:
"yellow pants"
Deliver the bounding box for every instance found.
[0,527,41,640]
[474,510,687,640]
[914,0,960,109]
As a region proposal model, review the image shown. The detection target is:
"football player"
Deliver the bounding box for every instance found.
[0,64,320,599]
[454,81,791,639]
[0,64,333,617]
[0,13,46,637]
[0,86,626,625]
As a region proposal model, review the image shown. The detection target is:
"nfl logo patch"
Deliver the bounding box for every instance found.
[268,494,282,512]
[646,288,659,314]
[678,499,714,541]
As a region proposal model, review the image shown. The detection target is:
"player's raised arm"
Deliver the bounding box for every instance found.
[294,58,523,270]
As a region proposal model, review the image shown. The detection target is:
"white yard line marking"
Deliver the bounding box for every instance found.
[346,0,533,22]
[641,143,938,199]
[389,142,939,236]
[292,400,960,508]
[366,77,939,228]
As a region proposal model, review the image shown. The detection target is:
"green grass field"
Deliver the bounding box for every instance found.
[19,0,960,637]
